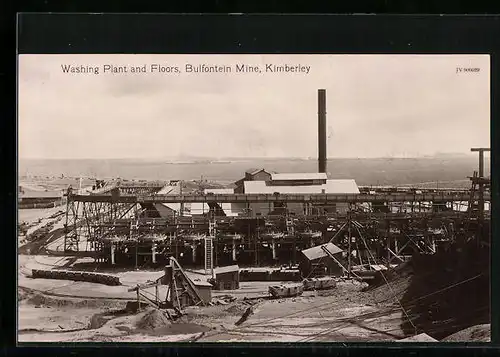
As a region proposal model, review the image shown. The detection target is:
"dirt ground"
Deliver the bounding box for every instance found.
[17,249,485,343]
[18,257,407,344]
[442,324,491,342]
[16,198,489,343]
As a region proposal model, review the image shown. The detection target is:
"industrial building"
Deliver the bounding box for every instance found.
[18,187,65,209]
[191,280,213,304]
[19,85,491,344]
[242,172,359,216]
[213,265,240,290]
[299,242,344,278]
[152,172,359,218]
[234,169,272,193]
[58,89,490,278]
[154,186,243,218]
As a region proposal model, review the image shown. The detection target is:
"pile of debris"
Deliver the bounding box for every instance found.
[211,295,237,306]
[224,300,254,315]
[365,240,490,341]
[31,269,121,286]
[48,210,65,219]
[400,241,490,340]
[135,308,172,331]
[442,324,491,342]
[363,263,412,304]
[26,223,53,242]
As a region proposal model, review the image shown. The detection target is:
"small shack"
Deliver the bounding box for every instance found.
[214,265,240,290]
[192,280,213,304]
[299,243,344,278]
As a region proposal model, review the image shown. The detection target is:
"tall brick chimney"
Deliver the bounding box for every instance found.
[318,89,327,174]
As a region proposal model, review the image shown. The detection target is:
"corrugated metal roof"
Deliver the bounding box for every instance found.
[157,183,180,195]
[243,179,360,194]
[192,280,213,287]
[215,265,239,274]
[301,243,343,261]
[271,173,328,181]
[204,188,234,194]
[245,168,265,175]
[156,183,182,212]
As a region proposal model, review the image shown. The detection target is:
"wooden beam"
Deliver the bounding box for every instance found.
[69,192,488,204]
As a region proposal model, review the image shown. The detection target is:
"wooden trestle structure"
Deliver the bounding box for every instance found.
[62,149,490,272]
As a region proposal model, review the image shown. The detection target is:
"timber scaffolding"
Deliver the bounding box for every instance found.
[62,185,490,271]
[62,147,490,270]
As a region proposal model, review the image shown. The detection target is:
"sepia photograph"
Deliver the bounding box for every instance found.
[17,54,491,343]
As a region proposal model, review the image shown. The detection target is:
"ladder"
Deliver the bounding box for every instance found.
[205,236,214,276]
[209,218,216,236]
[130,219,139,239]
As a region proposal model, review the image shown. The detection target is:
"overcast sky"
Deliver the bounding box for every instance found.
[18,54,490,159]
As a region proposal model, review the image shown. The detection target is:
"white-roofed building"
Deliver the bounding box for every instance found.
[243,179,359,195]
[270,172,328,185]
[234,168,272,193]
[242,173,359,216]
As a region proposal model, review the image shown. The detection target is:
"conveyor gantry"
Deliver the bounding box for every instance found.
[68,192,489,204]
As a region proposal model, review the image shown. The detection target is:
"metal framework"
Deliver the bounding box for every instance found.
[69,191,486,204]
[61,149,490,270]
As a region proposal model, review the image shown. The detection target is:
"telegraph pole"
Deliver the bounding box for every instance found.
[347,204,352,278]
[471,148,490,242]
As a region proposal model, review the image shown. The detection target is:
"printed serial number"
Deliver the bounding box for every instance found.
[456,67,481,73]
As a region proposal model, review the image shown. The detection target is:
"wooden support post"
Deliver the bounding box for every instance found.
[152,243,157,264]
[192,243,197,264]
[347,206,352,278]
[386,220,391,269]
[174,213,179,261]
[214,236,218,268]
[424,219,429,251]
[110,243,116,265]
[135,240,139,271]
[471,147,490,246]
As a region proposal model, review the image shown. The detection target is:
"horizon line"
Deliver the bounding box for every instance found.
[18,154,482,161]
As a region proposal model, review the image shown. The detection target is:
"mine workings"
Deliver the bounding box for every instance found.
[18,156,490,342]
[17,89,490,342]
